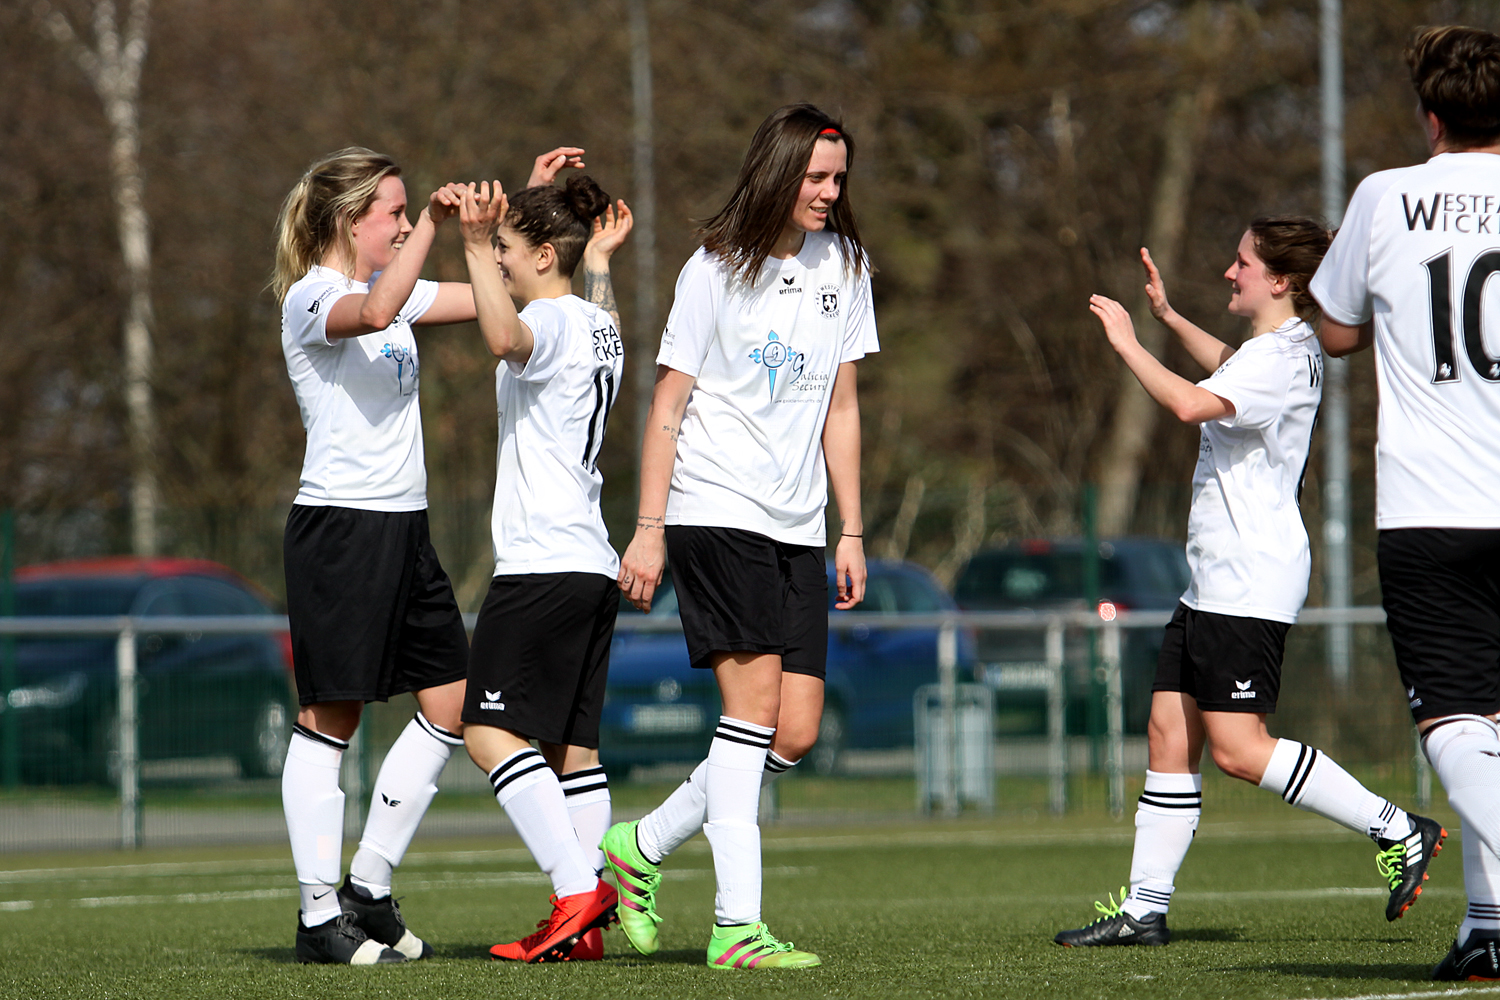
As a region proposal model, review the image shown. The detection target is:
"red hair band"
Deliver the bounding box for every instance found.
[819,127,841,136]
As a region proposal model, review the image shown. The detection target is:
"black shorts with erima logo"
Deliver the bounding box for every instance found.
[1153,603,1290,712]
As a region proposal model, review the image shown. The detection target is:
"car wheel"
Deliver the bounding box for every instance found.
[807,704,846,777]
[240,699,291,778]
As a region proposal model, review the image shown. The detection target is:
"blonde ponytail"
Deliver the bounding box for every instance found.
[272,147,401,303]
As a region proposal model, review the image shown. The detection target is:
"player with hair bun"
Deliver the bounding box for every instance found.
[1055,218,1442,948]
[456,172,634,963]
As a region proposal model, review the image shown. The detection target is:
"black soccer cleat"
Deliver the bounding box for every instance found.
[1054,888,1170,947]
[295,911,406,965]
[1376,814,1447,921]
[1433,930,1500,981]
[338,876,434,960]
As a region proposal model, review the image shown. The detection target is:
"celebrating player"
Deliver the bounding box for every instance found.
[456,176,631,963]
[1054,220,1443,948]
[602,104,877,971]
[1311,25,1500,981]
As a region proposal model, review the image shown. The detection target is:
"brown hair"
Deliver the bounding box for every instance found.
[272,147,401,302]
[504,175,610,278]
[1248,216,1332,320]
[1405,25,1500,148]
[698,104,866,284]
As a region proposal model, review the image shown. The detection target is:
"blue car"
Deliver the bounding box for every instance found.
[600,560,974,775]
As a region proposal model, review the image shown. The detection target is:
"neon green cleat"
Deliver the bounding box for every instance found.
[601,821,662,955]
[706,922,821,970]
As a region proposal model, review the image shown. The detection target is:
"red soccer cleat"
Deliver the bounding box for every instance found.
[489,880,618,963]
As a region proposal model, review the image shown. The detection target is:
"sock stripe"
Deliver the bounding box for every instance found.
[713,731,774,749]
[1138,795,1203,809]
[1131,886,1174,904]
[716,721,774,744]
[764,752,794,773]
[562,780,610,797]
[413,712,464,747]
[1470,903,1500,917]
[292,723,349,751]
[488,751,550,794]
[1283,744,1319,805]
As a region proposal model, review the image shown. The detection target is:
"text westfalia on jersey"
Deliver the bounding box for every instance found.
[1402,191,1500,233]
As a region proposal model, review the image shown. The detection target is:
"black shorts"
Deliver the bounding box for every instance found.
[462,572,618,748]
[1153,603,1290,713]
[1379,528,1500,723]
[283,505,469,706]
[664,525,828,678]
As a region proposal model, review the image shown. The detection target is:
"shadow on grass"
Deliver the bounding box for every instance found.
[642,948,709,966]
[243,947,299,964]
[1172,928,1245,943]
[1255,963,1433,982]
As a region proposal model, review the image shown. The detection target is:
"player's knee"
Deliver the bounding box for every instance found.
[774,724,819,762]
[1209,744,1260,783]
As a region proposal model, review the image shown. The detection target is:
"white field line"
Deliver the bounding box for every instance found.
[1318,988,1500,1000]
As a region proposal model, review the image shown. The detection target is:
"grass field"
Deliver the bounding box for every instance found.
[1,800,1490,1000]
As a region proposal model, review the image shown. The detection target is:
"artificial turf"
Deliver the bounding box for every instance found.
[0,802,1485,1000]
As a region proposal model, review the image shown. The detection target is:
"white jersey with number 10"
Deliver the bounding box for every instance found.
[1312,152,1500,529]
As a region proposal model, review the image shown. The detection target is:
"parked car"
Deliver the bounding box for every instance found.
[954,538,1190,735]
[0,557,295,785]
[600,559,976,775]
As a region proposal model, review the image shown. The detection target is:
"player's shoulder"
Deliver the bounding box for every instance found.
[284,266,355,315]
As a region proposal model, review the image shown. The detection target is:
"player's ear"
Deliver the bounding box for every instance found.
[537,241,557,273]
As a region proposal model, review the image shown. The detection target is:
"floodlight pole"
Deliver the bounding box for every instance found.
[1321,0,1352,689]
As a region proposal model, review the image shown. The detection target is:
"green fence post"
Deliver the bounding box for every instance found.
[1,509,16,789]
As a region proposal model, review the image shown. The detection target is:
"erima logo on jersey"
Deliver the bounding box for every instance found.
[749,331,805,398]
[480,689,505,711]
[1407,686,1423,708]
[779,275,802,295]
[381,793,401,807]
[1231,679,1256,700]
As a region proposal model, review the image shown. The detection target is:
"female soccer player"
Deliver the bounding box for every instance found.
[455,176,632,963]
[1054,220,1444,948]
[602,104,877,971]
[273,146,604,966]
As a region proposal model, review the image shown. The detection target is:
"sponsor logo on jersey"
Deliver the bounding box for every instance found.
[592,323,624,362]
[380,342,417,396]
[819,284,840,318]
[779,275,802,295]
[748,330,805,399]
[308,286,341,315]
[1231,678,1256,700]
[481,689,505,711]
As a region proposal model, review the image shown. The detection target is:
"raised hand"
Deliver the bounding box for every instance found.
[459,181,505,249]
[1090,294,1139,353]
[1141,247,1172,321]
[428,183,465,225]
[586,200,634,262]
[526,147,586,188]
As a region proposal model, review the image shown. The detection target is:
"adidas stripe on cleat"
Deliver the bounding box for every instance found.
[1376,814,1447,921]
[488,880,618,963]
[337,876,433,960]
[602,820,662,955]
[1433,930,1500,981]
[1054,887,1170,947]
[295,911,406,964]
[706,922,820,970]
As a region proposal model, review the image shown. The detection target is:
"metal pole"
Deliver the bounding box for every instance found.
[628,0,659,480]
[1046,620,1067,815]
[937,618,959,817]
[1102,621,1125,819]
[1321,0,1352,689]
[116,623,140,849]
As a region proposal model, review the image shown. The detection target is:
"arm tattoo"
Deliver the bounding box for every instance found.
[662,424,680,442]
[637,514,665,530]
[584,265,620,325]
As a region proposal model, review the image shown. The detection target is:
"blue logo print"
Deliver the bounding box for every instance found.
[748,331,804,399]
[381,343,417,396]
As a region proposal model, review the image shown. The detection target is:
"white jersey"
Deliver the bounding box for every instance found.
[490,295,623,578]
[1181,319,1323,624]
[657,232,879,545]
[1311,151,1500,529]
[282,265,438,511]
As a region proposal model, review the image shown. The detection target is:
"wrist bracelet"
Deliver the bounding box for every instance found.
[841,533,863,538]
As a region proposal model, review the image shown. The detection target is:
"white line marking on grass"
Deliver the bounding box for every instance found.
[1317,987,1500,1000]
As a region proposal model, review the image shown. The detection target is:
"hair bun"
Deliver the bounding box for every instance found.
[563,175,610,223]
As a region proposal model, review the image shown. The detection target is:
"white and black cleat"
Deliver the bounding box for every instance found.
[295,911,406,965]
[1377,814,1447,922]
[1433,930,1500,981]
[338,876,433,960]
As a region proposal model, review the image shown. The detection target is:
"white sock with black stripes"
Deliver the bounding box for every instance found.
[1460,823,1500,943]
[1259,739,1413,841]
[489,748,597,899]
[637,749,798,865]
[1122,770,1202,919]
[282,724,348,926]
[350,713,462,898]
[704,717,774,926]
[561,765,611,876]
[1424,716,1500,862]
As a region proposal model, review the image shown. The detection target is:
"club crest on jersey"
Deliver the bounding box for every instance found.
[819,283,840,319]
[748,331,804,399]
[380,342,417,396]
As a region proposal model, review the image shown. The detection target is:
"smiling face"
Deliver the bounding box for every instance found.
[350,175,412,280]
[493,224,547,302]
[785,138,848,237]
[1224,230,1287,319]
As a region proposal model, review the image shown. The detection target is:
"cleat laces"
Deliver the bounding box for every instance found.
[514,896,568,952]
[1086,886,1128,926]
[1376,843,1407,891]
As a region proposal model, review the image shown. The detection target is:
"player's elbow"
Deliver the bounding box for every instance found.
[358,304,398,331]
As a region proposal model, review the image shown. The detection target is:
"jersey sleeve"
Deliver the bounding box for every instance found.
[511,298,574,383]
[1198,344,1291,431]
[1310,171,1395,326]
[397,278,441,323]
[656,253,719,377]
[841,265,880,362]
[283,276,355,349]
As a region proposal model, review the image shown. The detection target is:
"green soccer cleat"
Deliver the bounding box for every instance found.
[706,922,821,970]
[602,820,663,955]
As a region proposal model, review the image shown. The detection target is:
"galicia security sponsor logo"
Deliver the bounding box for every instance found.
[480,689,505,711]
[749,331,805,399]
[381,342,417,395]
[1231,679,1256,700]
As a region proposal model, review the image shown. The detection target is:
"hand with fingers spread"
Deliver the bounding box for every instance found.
[1140,247,1174,322]
[585,200,634,264]
[427,183,465,226]
[458,180,505,251]
[526,147,586,188]
[1090,294,1139,354]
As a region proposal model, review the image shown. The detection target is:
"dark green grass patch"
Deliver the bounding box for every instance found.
[0,804,1480,1000]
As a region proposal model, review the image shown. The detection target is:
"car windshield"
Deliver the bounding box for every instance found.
[13,580,139,616]
[955,550,1125,608]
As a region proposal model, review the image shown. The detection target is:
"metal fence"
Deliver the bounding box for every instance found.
[0,608,1429,853]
